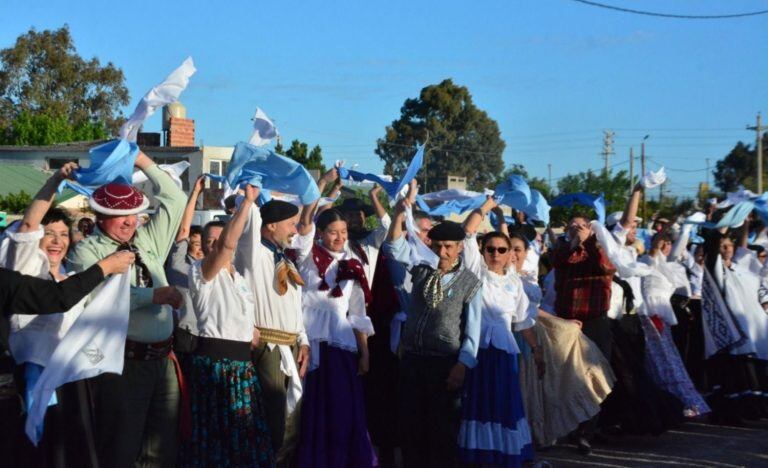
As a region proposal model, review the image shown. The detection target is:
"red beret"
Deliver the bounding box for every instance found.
[89,182,149,216]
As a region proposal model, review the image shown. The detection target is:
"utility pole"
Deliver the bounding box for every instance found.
[548,163,552,189]
[601,130,615,174]
[705,158,710,187]
[747,112,766,193]
[629,147,634,192]
[641,135,649,221]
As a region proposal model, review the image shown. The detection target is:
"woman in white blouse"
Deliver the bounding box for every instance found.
[639,232,710,418]
[458,203,538,466]
[293,170,377,468]
[180,184,274,467]
[2,162,99,466]
[484,205,615,453]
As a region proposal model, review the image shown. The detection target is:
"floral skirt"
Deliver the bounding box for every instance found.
[640,315,711,417]
[458,345,534,468]
[178,355,274,467]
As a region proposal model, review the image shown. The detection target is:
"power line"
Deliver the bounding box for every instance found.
[568,0,768,19]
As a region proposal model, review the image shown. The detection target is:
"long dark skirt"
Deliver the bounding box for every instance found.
[178,355,274,468]
[600,316,684,435]
[13,362,98,468]
[296,342,376,468]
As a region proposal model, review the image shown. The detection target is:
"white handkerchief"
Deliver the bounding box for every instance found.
[248,107,279,146]
[132,161,190,189]
[119,57,197,142]
[641,167,666,189]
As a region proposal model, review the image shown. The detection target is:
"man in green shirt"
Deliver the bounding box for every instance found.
[68,150,186,468]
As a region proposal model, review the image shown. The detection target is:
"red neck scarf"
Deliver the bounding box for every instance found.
[311,244,371,306]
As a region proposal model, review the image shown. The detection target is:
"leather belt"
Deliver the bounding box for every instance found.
[125,337,173,360]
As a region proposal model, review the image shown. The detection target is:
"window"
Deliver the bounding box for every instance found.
[208,160,229,189]
[47,158,78,170]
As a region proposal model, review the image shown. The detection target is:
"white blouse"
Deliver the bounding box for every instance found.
[463,235,533,354]
[715,253,768,360]
[1,225,82,366]
[296,225,375,370]
[188,260,256,343]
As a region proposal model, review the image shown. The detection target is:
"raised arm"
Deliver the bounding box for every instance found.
[299,168,337,236]
[133,150,186,259]
[369,184,387,219]
[19,162,77,233]
[387,179,417,242]
[491,206,509,236]
[464,196,496,236]
[176,175,205,242]
[201,185,258,281]
[620,182,643,229]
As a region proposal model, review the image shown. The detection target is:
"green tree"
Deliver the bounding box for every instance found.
[496,163,553,199]
[2,110,107,145]
[376,79,505,191]
[713,139,767,193]
[0,190,33,213]
[284,139,326,172]
[0,25,129,142]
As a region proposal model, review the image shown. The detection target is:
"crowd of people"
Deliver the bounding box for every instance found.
[2,146,768,468]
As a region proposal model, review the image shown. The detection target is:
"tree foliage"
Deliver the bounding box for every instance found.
[0,190,32,214]
[713,139,767,193]
[376,79,505,191]
[0,110,107,145]
[282,139,326,172]
[0,25,129,143]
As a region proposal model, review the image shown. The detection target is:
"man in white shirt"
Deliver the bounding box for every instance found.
[235,197,310,466]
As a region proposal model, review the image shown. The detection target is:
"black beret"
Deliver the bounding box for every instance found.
[260,200,299,224]
[338,198,375,217]
[428,221,465,241]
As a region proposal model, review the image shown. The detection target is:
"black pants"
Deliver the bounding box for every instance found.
[575,315,613,440]
[398,353,461,468]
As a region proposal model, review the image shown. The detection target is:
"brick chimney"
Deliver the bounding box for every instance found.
[167,117,195,147]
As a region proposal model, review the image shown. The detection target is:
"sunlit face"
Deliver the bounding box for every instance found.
[188,233,204,260]
[98,214,138,244]
[720,238,734,262]
[482,236,511,273]
[416,218,432,246]
[431,240,463,269]
[694,245,705,264]
[655,239,672,257]
[203,226,223,256]
[264,215,299,249]
[40,221,70,268]
[509,237,528,273]
[625,220,638,244]
[322,220,348,253]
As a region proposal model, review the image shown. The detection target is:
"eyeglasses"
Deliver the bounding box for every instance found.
[484,246,509,254]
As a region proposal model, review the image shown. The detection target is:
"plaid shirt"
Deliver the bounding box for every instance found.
[552,235,616,320]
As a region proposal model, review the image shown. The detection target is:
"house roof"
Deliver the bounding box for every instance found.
[0,164,79,203]
[0,140,200,153]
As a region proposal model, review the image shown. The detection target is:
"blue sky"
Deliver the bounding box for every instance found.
[2,0,767,199]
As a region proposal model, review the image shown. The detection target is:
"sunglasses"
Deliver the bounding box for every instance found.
[484,246,509,254]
